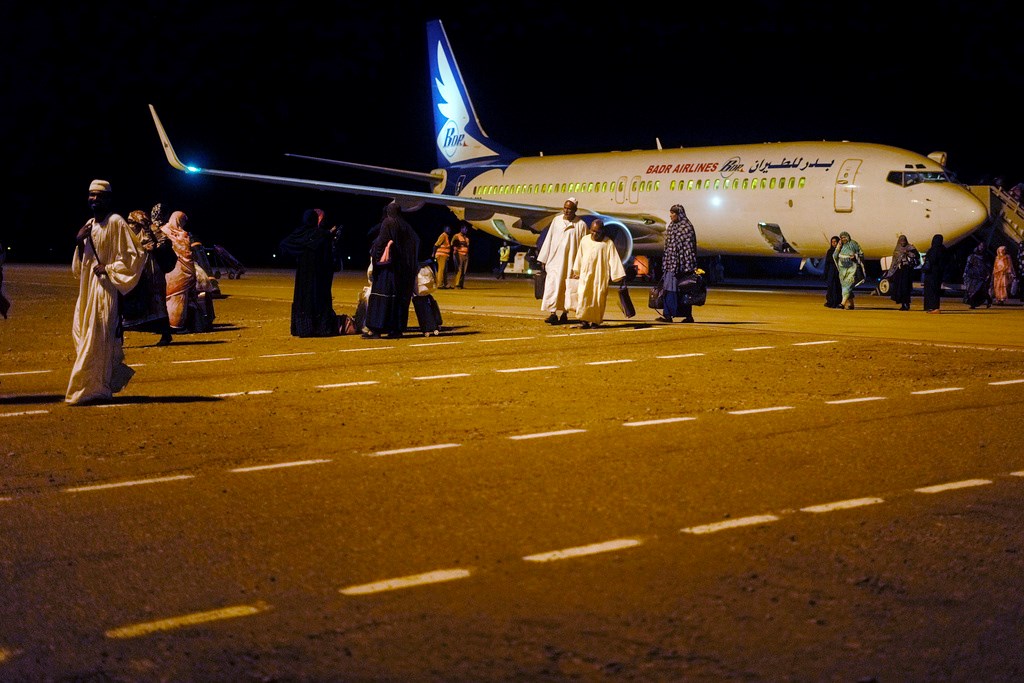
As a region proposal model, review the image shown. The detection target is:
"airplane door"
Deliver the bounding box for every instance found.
[629,175,641,205]
[834,159,862,213]
[615,176,627,204]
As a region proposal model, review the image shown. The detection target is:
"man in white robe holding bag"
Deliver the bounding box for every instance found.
[537,197,587,324]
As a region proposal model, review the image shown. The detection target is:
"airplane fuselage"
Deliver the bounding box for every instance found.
[446,140,988,260]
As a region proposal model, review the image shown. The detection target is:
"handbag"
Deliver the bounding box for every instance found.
[648,284,665,310]
[154,238,178,273]
[337,313,358,335]
[676,270,705,294]
[617,284,635,318]
[533,270,546,299]
[378,239,393,265]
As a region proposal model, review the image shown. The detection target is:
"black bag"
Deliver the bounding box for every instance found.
[617,284,635,318]
[677,271,708,306]
[648,284,665,310]
[154,239,178,273]
[533,270,546,299]
[676,271,705,294]
[679,289,707,307]
[412,294,443,336]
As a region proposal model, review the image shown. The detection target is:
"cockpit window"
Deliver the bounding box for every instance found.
[887,170,951,187]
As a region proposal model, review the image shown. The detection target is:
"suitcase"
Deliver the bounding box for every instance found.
[617,284,636,318]
[533,270,546,299]
[412,294,443,336]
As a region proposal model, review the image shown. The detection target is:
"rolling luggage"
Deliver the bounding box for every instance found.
[412,294,443,336]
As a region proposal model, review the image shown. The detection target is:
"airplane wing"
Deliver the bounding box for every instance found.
[150,105,661,244]
[283,153,443,184]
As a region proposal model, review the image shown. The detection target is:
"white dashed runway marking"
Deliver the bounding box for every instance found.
[105,602,269,639]
[508,429,586,441]
[230,459,332,473]
[412,373,471,380]
[316,381,379,389]
[1,409,48,418]
[911,387,963,395]
[64,475,194,493]
[172,357,234,364]
[623,416,696,427]
[496,365,559,374]
[727,406,793,415]
[825,396,887,405]
[523,538,642,562]
[340,569,472,595]
[915,479,991,494]
[800,497,884,513]
[367,443,461,457]
[0,369,51,376]
[682,514,780,534]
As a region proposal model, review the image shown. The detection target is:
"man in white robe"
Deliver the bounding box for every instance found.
[66,180,145,405]
[536,197,587,324]
[571,219,626,328]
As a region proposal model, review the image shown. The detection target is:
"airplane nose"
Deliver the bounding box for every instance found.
[941,187,989,243]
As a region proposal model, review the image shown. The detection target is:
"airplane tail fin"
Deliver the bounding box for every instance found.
[427,20,518,170]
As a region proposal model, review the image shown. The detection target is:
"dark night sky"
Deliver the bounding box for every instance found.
[5,1,1022,268]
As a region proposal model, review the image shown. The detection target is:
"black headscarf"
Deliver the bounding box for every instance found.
[279,208,330,257]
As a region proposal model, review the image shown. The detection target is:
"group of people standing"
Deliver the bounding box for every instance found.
[430,223,470,289]
[825,232,946,312]
[535,198,698,328]
[66,180,218,405]
[962,241,1021,308]
[824,231,1023,313]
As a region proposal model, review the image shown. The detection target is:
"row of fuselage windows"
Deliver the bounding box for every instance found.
[473,176,809,196]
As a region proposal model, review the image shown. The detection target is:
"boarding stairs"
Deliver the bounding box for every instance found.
[968,185,1024,247]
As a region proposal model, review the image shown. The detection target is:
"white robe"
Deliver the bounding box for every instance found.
[572,236,626,324]
[66,213,145,405]
[536,215,586,314]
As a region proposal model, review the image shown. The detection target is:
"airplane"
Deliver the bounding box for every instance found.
[149,19,988,268]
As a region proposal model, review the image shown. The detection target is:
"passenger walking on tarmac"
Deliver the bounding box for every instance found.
[962,242,992,309]
[496,241,511,279]
[823,235,841,309]
[922,233,947,313]
[451,223,470,288]
[432,225,452,289]
[887,234,920,311]
[159,210,201,332]
[656,204,698,323]
[363,201,419,339]
[278,208,340,337]
[832,231,864,310]
[122,209,174,345]
[537,197,587,324]
[991,245,1015,305]
[66,180,146,405]
[570,219,625,328]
